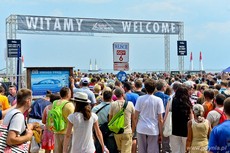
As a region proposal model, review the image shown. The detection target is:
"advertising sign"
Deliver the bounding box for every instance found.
[113,42,129,63]
[30,69,70,98]
[114,62,129,71]
[7,39,21,58]
[116,71,127,82]
[177,41,187,56]
[17,15,181,35]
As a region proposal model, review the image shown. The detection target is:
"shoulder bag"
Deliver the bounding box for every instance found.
[0,112,29,153]
[163,99,172,137]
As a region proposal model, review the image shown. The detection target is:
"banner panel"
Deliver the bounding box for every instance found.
[17,15,181,34]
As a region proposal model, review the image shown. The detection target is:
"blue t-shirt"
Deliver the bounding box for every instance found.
[154,92,170,109]
[126,92,139,106]
[29,98,51,119]
[208,120,230,153]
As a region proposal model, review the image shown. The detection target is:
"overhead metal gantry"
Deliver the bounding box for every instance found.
[6,14,185,80]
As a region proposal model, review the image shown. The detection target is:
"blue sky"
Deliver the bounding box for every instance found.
[1,0,230,72]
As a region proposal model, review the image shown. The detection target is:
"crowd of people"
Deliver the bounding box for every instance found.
[0,71,230,153]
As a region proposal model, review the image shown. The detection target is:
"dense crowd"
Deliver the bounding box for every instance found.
[0,71,230,153]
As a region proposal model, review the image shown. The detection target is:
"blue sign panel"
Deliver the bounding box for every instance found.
[116,71,127,82]
[7,39,21,58]
[177,41,187,56]
[31,70,70,97]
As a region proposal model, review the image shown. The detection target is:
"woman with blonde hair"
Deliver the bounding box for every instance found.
[186,104,212,153]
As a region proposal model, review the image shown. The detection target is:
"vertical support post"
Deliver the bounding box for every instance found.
[178,22,184,73]
[6,15,17,84]
[164,34,170,73]
[16,46,21,90]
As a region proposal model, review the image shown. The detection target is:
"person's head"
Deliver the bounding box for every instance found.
[103,90,113,102]
[203,89,214,101]
[193,104,204,118]
[144,79,156,94]
[186,74,192,80]
[172,82,181,92]
[165,86,173,96]
[60,87,71,100]
[134,80,143,90]
[221,80,228,88]
[175,85,191,103]
[16,88,32,109]
[0,86,5,94]
[9,85,17,96]
[115,80,122,87]
[123,81,132,92]
[215,94,226,106]
[49,94,61,103]
[94,84,101,94]
[81,78,90,86]
[156,80,167,91]
[72,92,91,120]
[224,97,230,117]
[214,84,221,91]
[114,87,125,99]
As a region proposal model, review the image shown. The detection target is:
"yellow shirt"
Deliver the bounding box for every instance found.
[54,100,75,134]
[0,95,10,110]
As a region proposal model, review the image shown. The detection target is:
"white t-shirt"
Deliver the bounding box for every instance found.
[68,112,98,153]
[3,109,26,135]
[206,108,223,127]
[135,94,165,135]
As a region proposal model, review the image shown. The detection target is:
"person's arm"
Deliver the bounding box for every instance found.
[42,106,48,124]
[93,120,105,153]
[1,105,16,119]
[69,76,75,90]
[189,109,194,120]
[63,121,73,153]
[131,112,136,134]
[134,110,140,133]
[158,113,163,143]
[203,104,208,117]
[207,120,212,139]
[108,103,113,122]
[186,120,192,152]
[7,129,33,145]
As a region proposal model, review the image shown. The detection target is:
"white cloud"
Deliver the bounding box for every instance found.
[50,9,64,17]
[204,21,230,34]
[42,0,112,4]
[128,1,186,15]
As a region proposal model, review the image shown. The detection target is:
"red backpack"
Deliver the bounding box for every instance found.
[215,108,227,124]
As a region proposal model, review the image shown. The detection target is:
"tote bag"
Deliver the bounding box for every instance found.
[163,99,172,137]
[0,112,29,153]
[163,111,172,137]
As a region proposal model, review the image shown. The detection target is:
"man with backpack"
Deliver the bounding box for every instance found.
[109,87,135,153]
[92,89,118,153]
[207,94,227,127]
[49,87,75,153]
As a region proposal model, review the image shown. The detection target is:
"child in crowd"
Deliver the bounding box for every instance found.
[42,94,61,153]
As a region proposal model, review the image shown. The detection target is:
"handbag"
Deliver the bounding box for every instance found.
[30,136,40,153]
[163,99,172,137]
[108,99,128,134]
[0,112,29,153]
